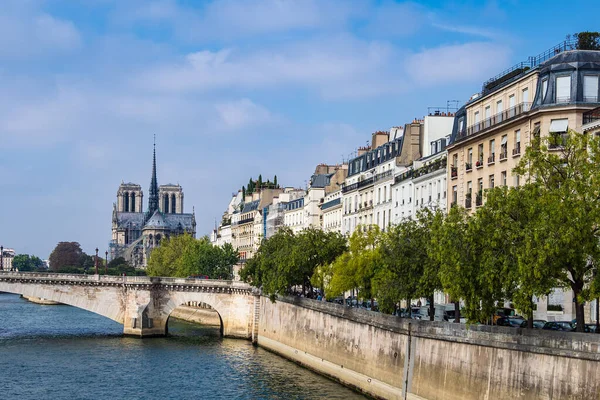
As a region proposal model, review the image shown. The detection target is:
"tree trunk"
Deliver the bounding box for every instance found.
[572,279,585,332]
[596,297,600,333]
[429,294,435,321]
[454,301,460,323]
[527,297,534,329]
[407,298,412,318]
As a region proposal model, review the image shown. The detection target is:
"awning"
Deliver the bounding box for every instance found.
[549,119,568,133]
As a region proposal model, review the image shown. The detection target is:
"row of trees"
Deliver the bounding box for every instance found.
[240,130,600,332]
[242,175,279,197]
[12,254,45,271]
[147,235,239,279]
[47,242,142,275]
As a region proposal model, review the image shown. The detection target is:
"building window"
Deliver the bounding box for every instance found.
[549,118,569,148]
[514,130,521,156]
[477,143,484,166]
[514,174,520,187]
[467,148,473,169]
[500,135,508,160]
[484,106,491,128]
[556,75,571,103]
[488,139,495,164]
[542,78,548,101]
[474,111,480,132]
[501,171,507,186]
[584,75,599,102]
[496,100,503,122]
[508,94,516,117]
[452,185,457,206]
[489,174,495,189]
[522,87,529,104]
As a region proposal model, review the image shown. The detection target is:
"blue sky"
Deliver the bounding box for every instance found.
[1,0,599,258]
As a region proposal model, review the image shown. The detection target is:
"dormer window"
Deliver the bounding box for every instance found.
[584,75,599,102]
[556,75,571,103]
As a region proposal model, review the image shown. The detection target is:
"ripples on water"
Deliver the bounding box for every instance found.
[0,293,366,400]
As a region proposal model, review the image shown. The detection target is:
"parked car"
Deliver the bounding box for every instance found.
[542,321,575,332]
[519,319,547,329]
[585,324,598,333]
[443,310,467,323]
[497,317,525,328]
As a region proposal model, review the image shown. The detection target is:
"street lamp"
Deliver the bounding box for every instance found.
[0,245,3,272]
[95,248,99,275]
[105,251,108,275]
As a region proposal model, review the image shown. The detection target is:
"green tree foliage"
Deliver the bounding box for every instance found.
[48,242,84,272]
[147,234,239,278]
[430,206,489,322]
[328,226,382,305]
[12,254,44,271]
[513,129,600,331]
[570,31,600,50]
[273,175,278,187]
[241,227,347,301]
[477,185,558,327]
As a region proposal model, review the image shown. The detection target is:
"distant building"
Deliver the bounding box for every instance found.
[110,143,196,268]
[0,247,15,271]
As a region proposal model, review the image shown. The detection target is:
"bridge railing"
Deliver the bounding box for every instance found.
[0,271,251,289]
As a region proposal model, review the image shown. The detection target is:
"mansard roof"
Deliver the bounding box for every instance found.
[310,173,333,188]
[241,200,260,213]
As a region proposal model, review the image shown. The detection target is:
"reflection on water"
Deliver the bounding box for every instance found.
[0,293,366,400]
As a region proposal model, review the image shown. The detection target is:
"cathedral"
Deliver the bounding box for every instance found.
[110,143,196,267]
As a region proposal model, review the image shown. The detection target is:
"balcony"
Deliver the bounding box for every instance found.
[475,193,483,207]
[583,106,600,125]
[373,169,393,183]
[465,162,473,172]
[465,196,472,208]
[451,166,458,179]
[413,157,447,179]
[512,144,521,156]
[456,102,532,142]
[487,153,495,165]
[499,150,508,161]
[395,169,414,184]
[476,159,484,169]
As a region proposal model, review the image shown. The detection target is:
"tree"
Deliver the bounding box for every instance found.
[328,226,382,306]
[12,254,44,272]
[430,207,491,323]
[418,209,445,321]
[147,234,239,279]
[258,174,263,188]
[49,242,84,272]
[570,31,600,50]
[273,175,278,188]
[241,228,346,301]
[514,129,600,331]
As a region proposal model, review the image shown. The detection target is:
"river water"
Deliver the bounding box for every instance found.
[0,293,366,400]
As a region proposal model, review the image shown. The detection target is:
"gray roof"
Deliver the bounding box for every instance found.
[115,213,145,229]
[145,210,168,229]
[242,200,260,213]
[115,211,195,231]
[310,173,333,188]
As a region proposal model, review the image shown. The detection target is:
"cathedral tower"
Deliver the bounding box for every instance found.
[159,184,184,214]
[117,183,143,213]
[147,139,159,216]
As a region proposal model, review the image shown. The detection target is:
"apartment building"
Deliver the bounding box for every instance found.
[231,187,283,260]
[446,42,600,322]
[391,113,454,224]
[447,42,600,212]
[343,127,422,235]
[321,189,343,233]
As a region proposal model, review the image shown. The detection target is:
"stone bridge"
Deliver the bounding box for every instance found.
[0,272,258,338]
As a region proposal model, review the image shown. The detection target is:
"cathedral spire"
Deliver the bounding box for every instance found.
[148,136,159,215]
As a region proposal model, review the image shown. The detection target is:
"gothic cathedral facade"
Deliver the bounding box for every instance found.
[110,144,196,267]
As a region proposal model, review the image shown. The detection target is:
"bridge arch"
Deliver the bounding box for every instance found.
[0,273,257,338]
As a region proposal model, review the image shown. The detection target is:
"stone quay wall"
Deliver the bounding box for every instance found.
[257,296,600,400]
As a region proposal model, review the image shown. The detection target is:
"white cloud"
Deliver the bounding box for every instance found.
[215,99,277,129]
[134,35,403,99]
[0,6,81,59]
[405,42,511,86]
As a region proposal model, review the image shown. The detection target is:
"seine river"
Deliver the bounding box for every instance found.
[0,293,365,400]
